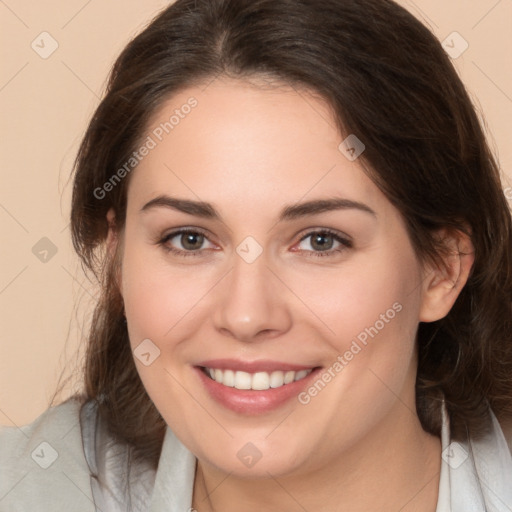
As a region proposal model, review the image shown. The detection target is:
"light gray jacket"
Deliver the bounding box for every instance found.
[1,398,511,511]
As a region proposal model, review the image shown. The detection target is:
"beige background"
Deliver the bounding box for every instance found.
[1,0,511,427]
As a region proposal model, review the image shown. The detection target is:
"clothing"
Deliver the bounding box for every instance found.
[1,398,511,511]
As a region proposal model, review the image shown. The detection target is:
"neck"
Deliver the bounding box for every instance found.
[192,402,442,512]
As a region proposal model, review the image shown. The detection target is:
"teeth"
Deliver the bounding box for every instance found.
[294,370,309,381]
[204,367,313,390]
[223,369,235,387]
[269,371,284,388]
[234,371,252,390]
[284,371,295,384]
[251,371,270,390]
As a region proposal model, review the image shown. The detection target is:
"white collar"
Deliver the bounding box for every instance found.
[92,401,512,511]
[436,402,512,511]
[148,425,196,511]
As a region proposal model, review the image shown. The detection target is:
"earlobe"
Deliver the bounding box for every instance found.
[419,229,475,323]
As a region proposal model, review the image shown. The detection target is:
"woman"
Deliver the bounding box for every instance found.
[1,0,511,510]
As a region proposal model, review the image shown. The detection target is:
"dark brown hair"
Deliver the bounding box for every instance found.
[70,0,512,466]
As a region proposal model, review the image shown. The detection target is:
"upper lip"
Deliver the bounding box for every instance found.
[197,359,319,373]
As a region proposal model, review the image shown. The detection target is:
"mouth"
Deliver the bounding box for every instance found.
[201,367,314,390]
[194,359,322,414]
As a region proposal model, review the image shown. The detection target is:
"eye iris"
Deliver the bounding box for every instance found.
[311,233,333,251]
[181,233,204,250]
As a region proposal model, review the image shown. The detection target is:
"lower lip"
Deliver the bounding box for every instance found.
[194,367,321,414]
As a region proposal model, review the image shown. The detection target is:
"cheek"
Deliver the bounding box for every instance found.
[299,240,423,403]
[119,239,207,418]
[299,243,421,350]
[288,250,422,456]
[121,239,207,346]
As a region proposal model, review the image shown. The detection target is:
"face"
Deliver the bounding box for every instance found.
[118,77,428,478]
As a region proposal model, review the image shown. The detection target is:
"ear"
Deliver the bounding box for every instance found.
[106,208,123,295]
[419,229,475,323]
[106,208,118,257]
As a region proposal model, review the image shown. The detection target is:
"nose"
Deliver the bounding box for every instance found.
[212,251,293,343]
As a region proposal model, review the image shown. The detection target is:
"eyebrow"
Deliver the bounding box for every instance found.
[140,195,377,221]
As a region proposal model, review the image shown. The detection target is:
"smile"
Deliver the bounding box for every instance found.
[203,367,314,391]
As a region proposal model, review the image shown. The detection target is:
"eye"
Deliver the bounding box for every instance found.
[158,228,217,257]
[156,227,352,259]
[294,229,352,258]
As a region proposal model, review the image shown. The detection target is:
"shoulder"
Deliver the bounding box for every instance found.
[0,397,95,512]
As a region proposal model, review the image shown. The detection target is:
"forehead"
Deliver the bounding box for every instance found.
[127,77,385,215]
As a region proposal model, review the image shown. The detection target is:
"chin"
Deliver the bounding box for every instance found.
[197,438,313,479]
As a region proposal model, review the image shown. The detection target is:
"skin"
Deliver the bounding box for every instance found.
[108,76,474,511]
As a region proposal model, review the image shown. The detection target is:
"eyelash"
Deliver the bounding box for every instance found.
[157,228,353,259]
